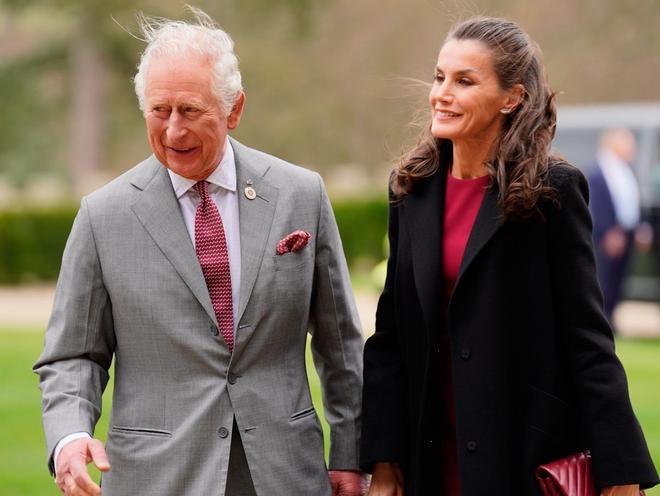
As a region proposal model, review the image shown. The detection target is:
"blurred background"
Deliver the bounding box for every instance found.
[0,0,658,493]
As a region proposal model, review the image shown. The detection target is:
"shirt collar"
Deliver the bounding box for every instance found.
[167,137,237,198]
[598,149,630,173]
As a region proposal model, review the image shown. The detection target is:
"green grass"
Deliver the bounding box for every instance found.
[2,331,658,494]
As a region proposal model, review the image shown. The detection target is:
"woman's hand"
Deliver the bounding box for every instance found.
[601,484,640,496]
[368,462,404,496]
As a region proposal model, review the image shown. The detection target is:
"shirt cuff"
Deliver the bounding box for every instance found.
[53,432,92,475]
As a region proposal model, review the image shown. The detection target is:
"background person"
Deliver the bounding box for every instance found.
[360,16,658,496]
[588,128,653,326]
[34,8,364,496]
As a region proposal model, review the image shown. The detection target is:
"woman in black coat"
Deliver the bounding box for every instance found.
[360,17,658,496]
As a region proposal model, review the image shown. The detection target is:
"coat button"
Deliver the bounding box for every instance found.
[460,349,471,360]
[467,441,477,452]
[228,373,238,384]
[217,427,229,438]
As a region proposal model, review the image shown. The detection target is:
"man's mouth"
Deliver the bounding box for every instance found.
[167,146,197,154]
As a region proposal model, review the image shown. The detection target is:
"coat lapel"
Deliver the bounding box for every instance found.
[401,140,504,330]
[232,139,278,330]
[129,157,218,326]
[401,158,448,334]
[453,183,502,294]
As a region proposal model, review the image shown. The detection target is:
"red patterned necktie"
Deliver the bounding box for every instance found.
[194,181,234,352]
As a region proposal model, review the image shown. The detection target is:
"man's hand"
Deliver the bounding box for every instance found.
[55,438,110,496]
[367,462,403,496]
[602,226,627,258]
[601,485,641,496]
[329,469,367,496]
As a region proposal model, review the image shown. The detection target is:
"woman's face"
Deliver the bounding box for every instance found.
[429,39,518,146]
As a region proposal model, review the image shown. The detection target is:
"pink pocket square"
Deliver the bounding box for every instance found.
[276,230,311,255]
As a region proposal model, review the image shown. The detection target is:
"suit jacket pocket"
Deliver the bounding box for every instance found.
[273,249,312,272]
[111,425,172,438]
[289,407,316,422]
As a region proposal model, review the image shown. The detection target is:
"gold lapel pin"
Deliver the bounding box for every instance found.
[244,179,256,200]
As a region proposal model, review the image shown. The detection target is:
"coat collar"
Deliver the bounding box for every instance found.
[401,141,504,332]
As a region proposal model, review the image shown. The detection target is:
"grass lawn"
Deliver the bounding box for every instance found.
[1,330,658,494]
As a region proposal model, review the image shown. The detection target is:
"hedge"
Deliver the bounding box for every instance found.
[0,206,78,284]
[0,197,388,284]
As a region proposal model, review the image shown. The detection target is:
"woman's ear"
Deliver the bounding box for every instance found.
[502,83,524,113]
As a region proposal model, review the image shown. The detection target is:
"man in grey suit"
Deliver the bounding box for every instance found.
[34,8,364,496]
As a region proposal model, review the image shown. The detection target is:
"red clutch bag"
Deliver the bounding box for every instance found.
[536,451,645,496]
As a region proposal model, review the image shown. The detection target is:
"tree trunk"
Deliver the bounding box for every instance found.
[70,24,104,195]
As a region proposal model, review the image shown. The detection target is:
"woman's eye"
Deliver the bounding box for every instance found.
[434,74,444,82]
[458,78,473,86]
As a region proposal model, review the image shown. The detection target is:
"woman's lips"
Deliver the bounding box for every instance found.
[434,110,461,120]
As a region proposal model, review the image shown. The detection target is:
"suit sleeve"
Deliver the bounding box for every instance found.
[308,174,364,470]
[587,170,611,247]
[546,166,658,489]
[359,188,407,473]
[33,197,115,475]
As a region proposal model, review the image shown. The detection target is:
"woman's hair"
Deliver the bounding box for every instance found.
[392,16,559,218]
[133,6,243,117]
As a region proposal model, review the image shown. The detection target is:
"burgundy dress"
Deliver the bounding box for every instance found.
[439,169,491,495]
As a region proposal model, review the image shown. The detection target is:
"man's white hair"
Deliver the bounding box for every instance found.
[133,6,242,116]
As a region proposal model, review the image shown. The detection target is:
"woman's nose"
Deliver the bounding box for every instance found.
[430,81,453,105]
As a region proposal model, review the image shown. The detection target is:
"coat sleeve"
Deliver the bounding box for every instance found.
[545,165,658,489]
[32,197,115,475]
[360,188,407,473]
[308,174,364,470]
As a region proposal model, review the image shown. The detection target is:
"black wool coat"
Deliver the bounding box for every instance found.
[360,145,658,495]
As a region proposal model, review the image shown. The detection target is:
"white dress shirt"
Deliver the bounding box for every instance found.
[54,137,242,471]
[167,137,242,330]
[598,149,641,230]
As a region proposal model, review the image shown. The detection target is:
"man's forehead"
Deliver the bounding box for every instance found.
[144,56,214,98]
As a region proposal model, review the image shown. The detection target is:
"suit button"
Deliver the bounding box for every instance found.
[467,441,477,452]
[210,324,219,336]
[460,349,471,360]
[217,427,229,438]
[228,373,237,384]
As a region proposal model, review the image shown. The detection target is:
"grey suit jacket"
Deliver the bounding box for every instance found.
[34,138,363,495]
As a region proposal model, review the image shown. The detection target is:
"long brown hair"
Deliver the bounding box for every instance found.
[392,17,559,218]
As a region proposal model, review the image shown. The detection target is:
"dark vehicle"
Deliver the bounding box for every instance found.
[553,102,660,301]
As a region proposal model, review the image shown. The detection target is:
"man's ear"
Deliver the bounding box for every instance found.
[227,92,245,130]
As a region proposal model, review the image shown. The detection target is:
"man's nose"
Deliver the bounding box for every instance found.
[165,111,188,141]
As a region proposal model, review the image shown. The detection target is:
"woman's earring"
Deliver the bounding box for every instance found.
[500,107,513,114]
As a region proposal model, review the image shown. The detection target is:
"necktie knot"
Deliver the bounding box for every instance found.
[194,181,210,201]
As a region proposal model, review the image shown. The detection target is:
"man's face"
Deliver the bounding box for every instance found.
[144,54,243,180]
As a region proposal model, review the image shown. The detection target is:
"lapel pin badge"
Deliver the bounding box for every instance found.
[244,179,256,200]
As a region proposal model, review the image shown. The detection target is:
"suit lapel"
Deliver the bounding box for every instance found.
[401,159,448,334]
[130,157,218,326]
[232,140,279,330]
